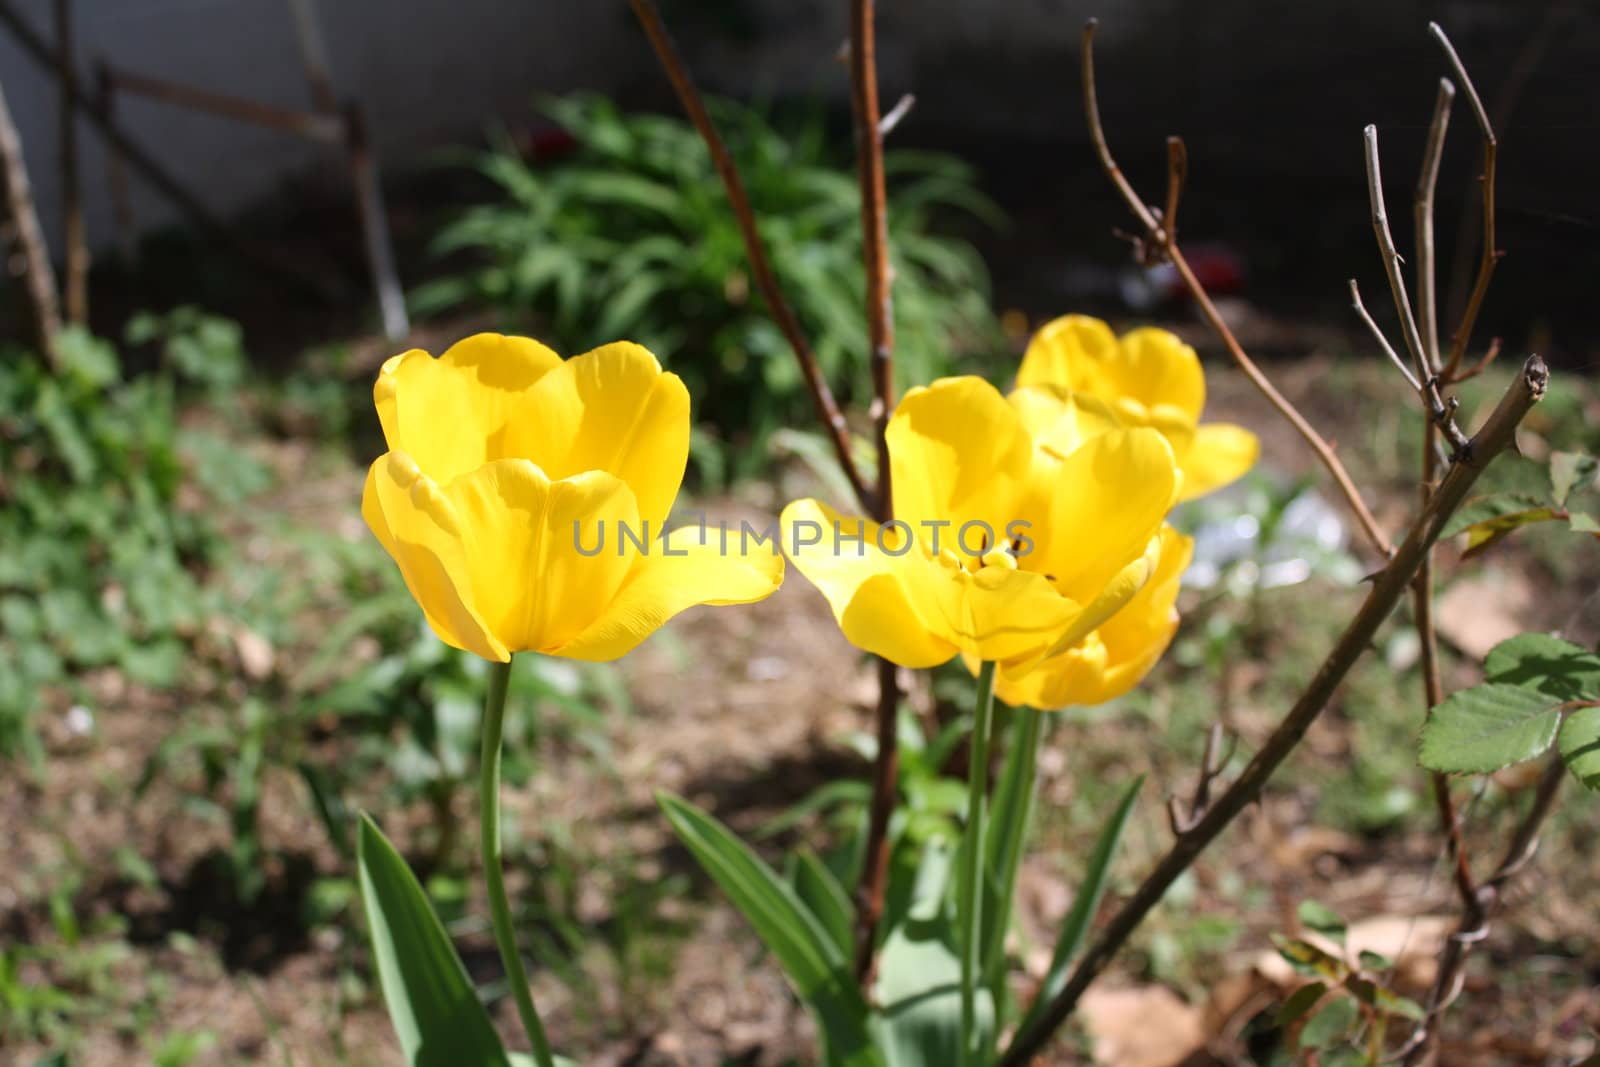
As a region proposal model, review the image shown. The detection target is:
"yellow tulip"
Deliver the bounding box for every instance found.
[992,524,1193,709]
[361,333,783,662]
[781,376,1180,670]
[1017,314,1259,500]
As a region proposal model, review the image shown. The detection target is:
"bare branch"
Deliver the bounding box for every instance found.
[1081,20,1160,236]
[1001,356,1549,1067]
[1414,77,1454,370]
[1080,19,1393,559]
[1401,756,1565,1064]
[1163,135,1187,244]
[1365,125,1468,452]
[1429,23,1499,380]
[628,0,874,514]
[1348,278,1422,394]
[846,0,904,989]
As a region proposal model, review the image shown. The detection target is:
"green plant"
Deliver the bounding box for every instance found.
[412,92,1005,480]
[0,326,247,767]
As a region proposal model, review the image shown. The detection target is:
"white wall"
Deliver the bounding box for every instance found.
[0,0,638,255]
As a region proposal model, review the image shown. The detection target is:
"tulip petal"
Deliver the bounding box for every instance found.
[1008,386,1121,459]
[440,460,639,655]
[780,499,956,668]
[1039,532,1162,658]
[375,334,563,483]
[510,342,690,530]
[1113,328,1206,422]
[1016,315,1119,394]
[1019,317,1206,424]
[1179,422,1260,500]
[999,526,1192,709]
[782,499,1076,667]
[887,377,1033,558]
[363,453,508,662]
[556,526,784,662]
[1027,427,1178,602]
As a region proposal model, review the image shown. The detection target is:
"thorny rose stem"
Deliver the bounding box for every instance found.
[846,0,904,987]
[627,0,874,515]
[999,356,1548,1067]
[630,0,905,988]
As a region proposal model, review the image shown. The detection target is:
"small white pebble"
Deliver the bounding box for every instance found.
[65,705,95,737]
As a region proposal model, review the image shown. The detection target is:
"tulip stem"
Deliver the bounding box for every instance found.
[958,660,998,1067]
[480,656,556,1067]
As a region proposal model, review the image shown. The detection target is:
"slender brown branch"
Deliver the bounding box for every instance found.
[1364,125,1467,452]
[1410,71,1476,929]
[1429,23,1498,381]
[0,76,61,364]
[629,0,873,514]
[1000,356,1548,1067]
[1081,21,1160,237]
[1349,279,1422,394]
[1401,756,1565,1064]
[1080,19,1392,559]
[54,0,86,324]
[846,0,903,988]
[1414,77,1454,370]
[1163,136,1186,244]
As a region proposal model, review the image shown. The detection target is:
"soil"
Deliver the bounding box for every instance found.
[3,348,1597,1066]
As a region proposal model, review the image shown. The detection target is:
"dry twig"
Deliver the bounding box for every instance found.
[1000,355,1548,1067]
[1400,757,1565,1064]
[1079,19,1394,559]
[1363,125,1467,452]
[1429,23,1498,381]
[845,0,904,987]
[628,0,874,514]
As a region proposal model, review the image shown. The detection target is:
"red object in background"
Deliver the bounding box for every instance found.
[521,125,579,162]
[1121,242,1246,310]
[1177,244,1246,296]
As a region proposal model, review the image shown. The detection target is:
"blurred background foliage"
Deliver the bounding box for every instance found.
[410,93,1006,482]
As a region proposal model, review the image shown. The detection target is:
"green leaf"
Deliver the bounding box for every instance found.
[1442,492,1543,538]
[1570,511,1600,534]
[1297,900,1346,946]
[657,793,882,1067]
[792,848,856,959]
[1557,706,1600,791]
[1275,981,1328,1027]
[1420,684,1563,774]
[1484,633,1600,701]
[874,839,990,1067]
[357,815,511,1067]
[756,779,872,839]
[1019,776,1143,1033]
[982,710,1042,1002]
[1270,935,1348,982]
[1298,993,1359,1049]
[1459,506,1564,559]
[1550,451,1598,506]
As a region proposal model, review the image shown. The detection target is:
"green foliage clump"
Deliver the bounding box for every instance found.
[0,311,250,765]
[412,92,1005,479]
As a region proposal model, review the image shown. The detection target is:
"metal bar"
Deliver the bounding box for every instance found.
[343,106,408,341]
[0,0,341,304]
[100,64,345,142]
